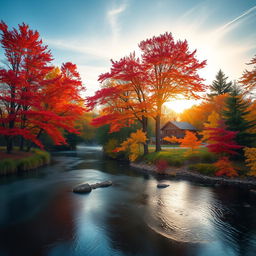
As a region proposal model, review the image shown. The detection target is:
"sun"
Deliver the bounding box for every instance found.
[164,99,198,113]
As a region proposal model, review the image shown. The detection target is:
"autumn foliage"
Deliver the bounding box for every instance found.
[206,127,242,156]
[214,157,238,177]
[164,131,201,155]
[244,147,256,176]
[0,22,85,152]
[240,55,256,92]
[114,129,147,161]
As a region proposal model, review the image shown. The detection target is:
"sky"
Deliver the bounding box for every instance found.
[0,0,256,111]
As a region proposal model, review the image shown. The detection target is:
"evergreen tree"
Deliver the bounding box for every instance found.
[209,70,232,96]
[223,90,256,147]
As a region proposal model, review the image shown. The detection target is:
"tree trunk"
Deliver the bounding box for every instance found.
[142,116,149,155]
[19,136,24,151]
[6,136,13,154]
[155,114,161,152]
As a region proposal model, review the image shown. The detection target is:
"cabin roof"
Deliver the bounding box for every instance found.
[161,121,197,131]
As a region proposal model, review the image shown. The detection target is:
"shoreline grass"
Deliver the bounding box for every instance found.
[0,149,50,176]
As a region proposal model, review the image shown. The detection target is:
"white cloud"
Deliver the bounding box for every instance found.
[107,2,127,43]
[45,4,256,98]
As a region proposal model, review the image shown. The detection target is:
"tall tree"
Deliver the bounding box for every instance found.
[240,55,256,92]
[139,32,206,151]
[0,22,53,152]
[208,69,232,96]
[0,22,85,153]
[223,90,256,147]
[87,53,151,154]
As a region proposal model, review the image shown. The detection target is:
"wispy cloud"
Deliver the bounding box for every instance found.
[218,5,256,33]
[107,2,127,43]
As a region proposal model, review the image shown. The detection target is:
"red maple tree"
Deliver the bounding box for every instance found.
[206,127,242,156]
[139,32,207,151]
[0,22,85,153]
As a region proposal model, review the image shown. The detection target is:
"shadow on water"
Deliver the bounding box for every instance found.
[0,145,255,256]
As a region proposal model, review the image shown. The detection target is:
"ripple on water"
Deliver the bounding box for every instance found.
[145,181,229,243]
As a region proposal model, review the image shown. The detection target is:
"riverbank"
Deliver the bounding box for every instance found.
[0,149,50,176]
[130,162,256,189]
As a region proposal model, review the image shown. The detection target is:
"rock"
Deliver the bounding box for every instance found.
[73,183,92,193]
[91,180,112,189]
[157,183,170,188]
[250,189,256,194]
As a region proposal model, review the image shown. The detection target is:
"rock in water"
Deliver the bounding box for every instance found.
[157,183,170,188]
[73,183,92,193]
[91,180,112,189]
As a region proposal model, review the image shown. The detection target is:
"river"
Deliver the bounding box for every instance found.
[0,145,255,256]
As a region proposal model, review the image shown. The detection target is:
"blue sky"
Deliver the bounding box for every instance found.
[0,0,256,98]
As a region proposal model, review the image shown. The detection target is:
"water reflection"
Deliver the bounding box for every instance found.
[0,145,255,256]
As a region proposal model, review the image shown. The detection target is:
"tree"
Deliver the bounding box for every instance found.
[0,22,85,153]
[180,94,228,130]
[164,130,201,155]
[114,129,147,161]
[223,91,256,147]
[87,53,151,155]
[200,111,220,142]
[240,55,256,92]
[0,22,53,152]
[244,147,256,176]
[206,127,242,156]
[139,32,206,151]
[208,69,232,96]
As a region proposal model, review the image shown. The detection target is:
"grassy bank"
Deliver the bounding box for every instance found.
[0,149,50,176]
[143,147,217,167]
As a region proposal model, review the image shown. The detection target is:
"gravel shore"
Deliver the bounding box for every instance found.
[130,162,256,189]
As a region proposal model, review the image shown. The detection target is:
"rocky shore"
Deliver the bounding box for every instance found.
[130,162,256,190]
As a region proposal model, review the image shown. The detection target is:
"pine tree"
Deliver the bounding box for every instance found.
[209,70,232,96]
[223,90,256,147]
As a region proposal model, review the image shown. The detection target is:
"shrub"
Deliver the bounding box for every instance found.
[156,160,169,173]
[214,157,238,177]
[189,163,217,176]
[103,139,124,159]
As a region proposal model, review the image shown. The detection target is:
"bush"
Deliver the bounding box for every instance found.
[144,151,185,167]
[0,149,50,175]
[156,159,169,173]
[189,163,217,176]
[103,139,125,159]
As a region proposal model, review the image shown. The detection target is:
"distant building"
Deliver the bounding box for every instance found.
[160,121,197,142]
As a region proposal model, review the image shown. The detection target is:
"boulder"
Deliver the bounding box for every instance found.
[91,180,112,189]
[157,183,170,188]
[73,183,92,193]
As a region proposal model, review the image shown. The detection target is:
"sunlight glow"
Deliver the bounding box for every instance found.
[164,99,198,113]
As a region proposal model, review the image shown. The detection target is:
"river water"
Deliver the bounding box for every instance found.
[0,146,255,256]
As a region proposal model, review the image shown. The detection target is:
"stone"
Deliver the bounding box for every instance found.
[157,183,170,188]
[73,183,92,193]
[91,180,112,189]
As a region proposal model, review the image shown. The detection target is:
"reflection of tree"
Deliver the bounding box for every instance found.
[213,186,256,256]
[0,189,76,256]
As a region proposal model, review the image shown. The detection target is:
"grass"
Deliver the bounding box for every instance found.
[143,147,217,167]
[189,163,217,176]
[0,148,50,176]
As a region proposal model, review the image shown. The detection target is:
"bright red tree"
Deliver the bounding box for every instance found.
[87,53,151,154]
[206,127,242,156]
[0,22,85,152]
[139,32,207,151]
